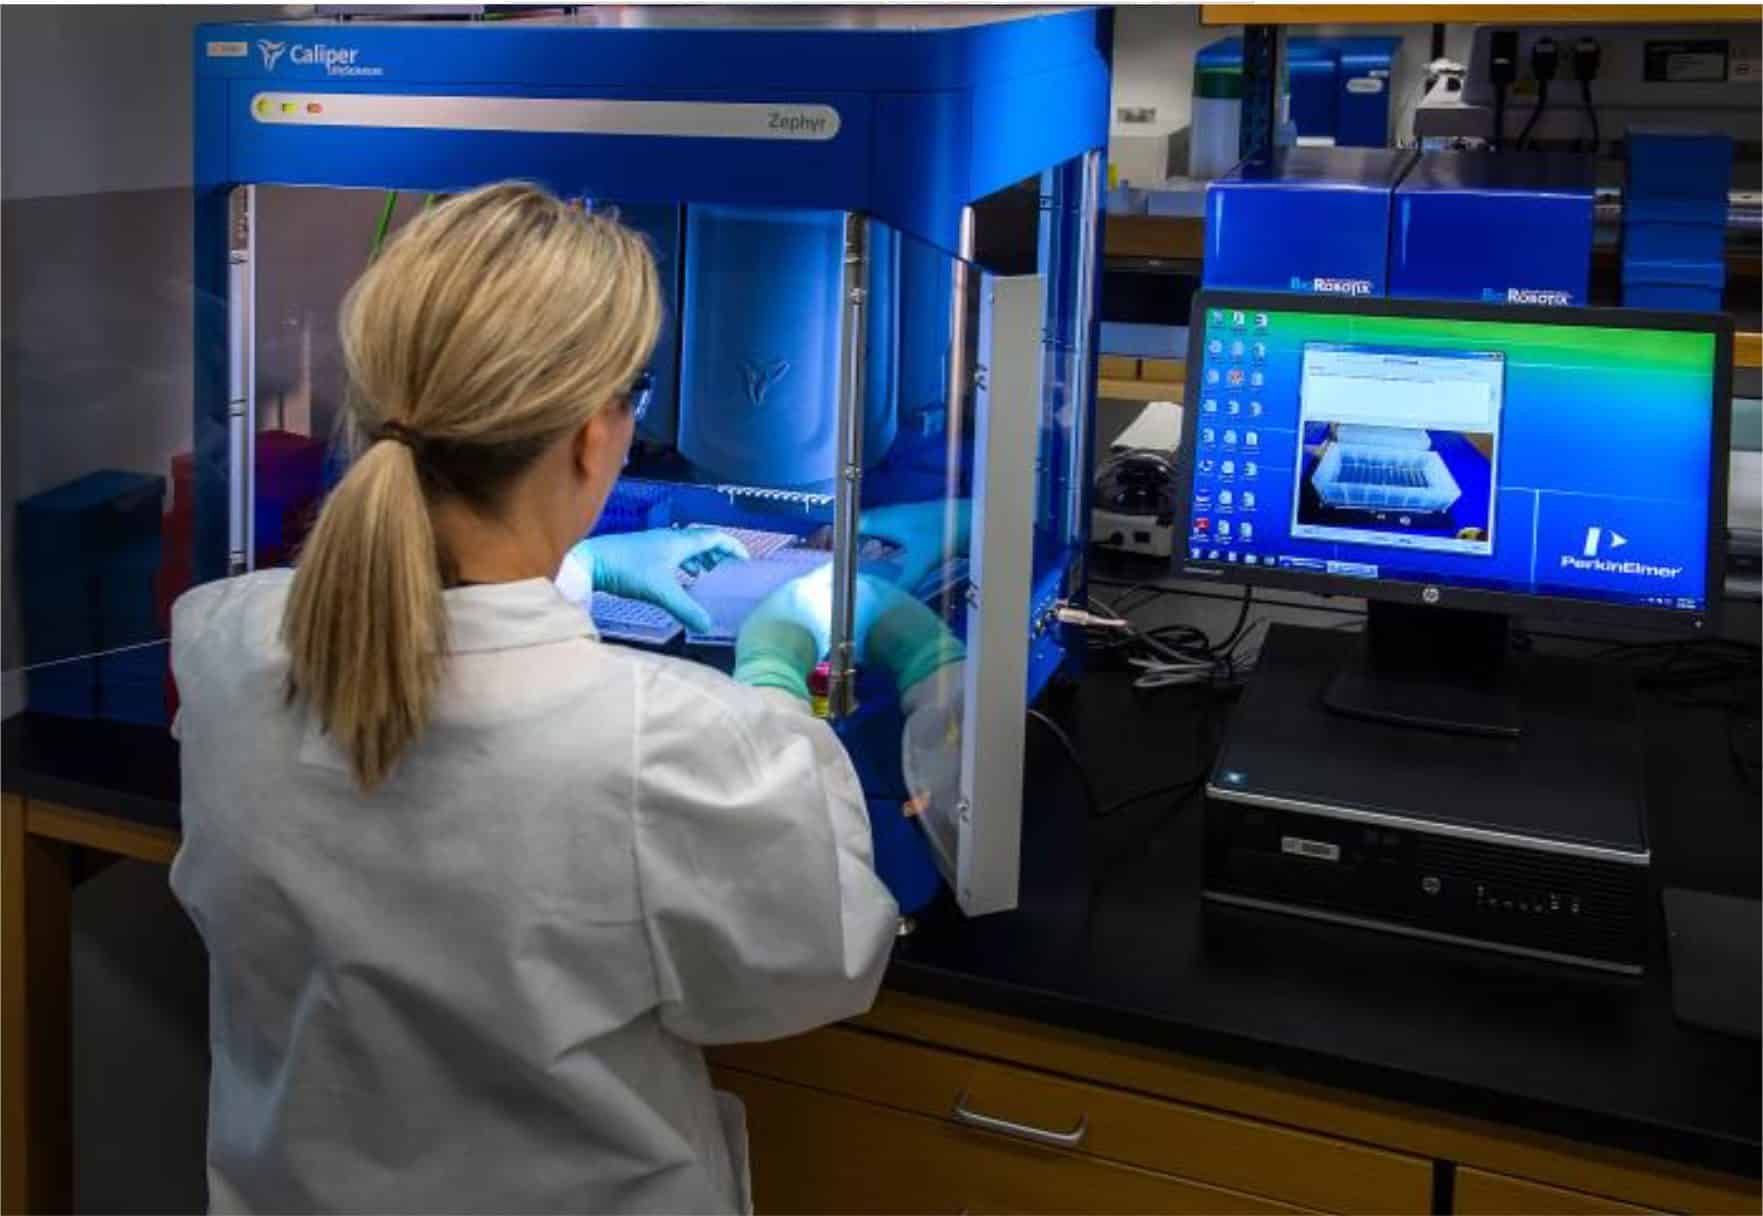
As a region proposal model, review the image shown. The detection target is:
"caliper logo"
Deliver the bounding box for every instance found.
[257,39,288,70]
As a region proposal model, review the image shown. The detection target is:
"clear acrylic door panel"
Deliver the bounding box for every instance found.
[3,185,207,727]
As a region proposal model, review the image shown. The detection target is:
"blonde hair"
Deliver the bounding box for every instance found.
[283,182,662,789]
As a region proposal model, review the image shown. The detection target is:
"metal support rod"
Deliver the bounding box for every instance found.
[940,205,976,627]
[1240,24,1282,159]
[827,212,870,720]
[226,185,257,576]
[1064,149,1105,576]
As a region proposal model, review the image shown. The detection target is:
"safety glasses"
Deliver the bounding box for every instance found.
[626,370,656,423]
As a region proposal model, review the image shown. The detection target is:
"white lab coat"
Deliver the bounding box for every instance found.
[168,570,899,1214]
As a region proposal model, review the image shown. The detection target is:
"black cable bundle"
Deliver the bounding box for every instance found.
[1572,37,1602,154]
[1515,37,1559,151]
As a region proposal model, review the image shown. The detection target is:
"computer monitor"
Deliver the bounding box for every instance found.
[1175,292,1732,734]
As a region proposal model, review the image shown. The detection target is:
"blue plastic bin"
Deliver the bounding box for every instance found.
[1624,221,1726,266]
[1623,256,1725,312]
[1626,128,1734,201]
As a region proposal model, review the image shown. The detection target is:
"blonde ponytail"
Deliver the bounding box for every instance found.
[283,183,662,789]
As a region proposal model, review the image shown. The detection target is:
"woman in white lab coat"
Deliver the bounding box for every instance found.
[168,183,959,1213]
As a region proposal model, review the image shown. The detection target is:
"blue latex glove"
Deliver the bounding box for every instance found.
[733,566,834,701]
[861,577,965,695]
[734,567,963,701]
[572,527,749,633]
[860,499,971,592]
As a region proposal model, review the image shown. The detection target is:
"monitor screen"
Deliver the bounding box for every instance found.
[1179,299,1726,622]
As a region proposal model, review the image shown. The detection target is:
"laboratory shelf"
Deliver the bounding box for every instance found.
[1200,5,1759,27]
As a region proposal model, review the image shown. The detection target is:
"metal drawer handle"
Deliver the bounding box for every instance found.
[952,1090,1089,1149]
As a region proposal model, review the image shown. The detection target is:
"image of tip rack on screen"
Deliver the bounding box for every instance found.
[1292,345,1504,557]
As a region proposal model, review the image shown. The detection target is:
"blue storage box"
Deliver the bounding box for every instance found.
[1286,46,1340,142]
[15,470,163,574]
[1390,151,1595,306]
[1332,38,1403,149]
[595,479,675,536]
[1196,36,1400,148]
[1626,128,1734,201]
[1624,221,1725,266]
[27,662,101,720]
[1205,147,1414,296]
[1623,256,1725,312]
[1627,195,1730,227]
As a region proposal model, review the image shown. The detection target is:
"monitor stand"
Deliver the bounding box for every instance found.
[1322,601,1521,739]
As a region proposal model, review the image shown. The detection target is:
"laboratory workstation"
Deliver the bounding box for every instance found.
[0,3,1759,1214]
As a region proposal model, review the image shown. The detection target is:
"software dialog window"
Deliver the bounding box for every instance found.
[1291,344,1506,557]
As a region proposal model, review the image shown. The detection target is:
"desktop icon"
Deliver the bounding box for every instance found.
[1227,399,1242,416]
[1254,312,1269,329]
[1203,398,1219,413]
[1244,461,1259,478]
[1242,491,1257,509]
[1221,460,1235,476]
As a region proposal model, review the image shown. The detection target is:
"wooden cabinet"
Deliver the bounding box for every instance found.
[1454,1167,1660,1215]
[716,1026,1431,1214]
[708,993,1757,1216]
[715,1068,1314,1215]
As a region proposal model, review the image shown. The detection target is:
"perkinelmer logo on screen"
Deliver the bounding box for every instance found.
[1484,286,1574,306]
[1560,526,1683,579]
[1291,275,1373,297]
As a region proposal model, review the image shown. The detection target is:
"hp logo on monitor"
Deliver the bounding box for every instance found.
[1422,586,1442,605]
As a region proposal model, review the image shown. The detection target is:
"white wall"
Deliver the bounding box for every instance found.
[1,5,274,201]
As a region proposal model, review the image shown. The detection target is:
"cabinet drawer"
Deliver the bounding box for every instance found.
[1455,1167,1661,1215]
[712,1028,1431,1213]
[716,1066,1312,1215]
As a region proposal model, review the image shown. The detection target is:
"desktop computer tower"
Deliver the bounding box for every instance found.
[1201,624,1651,975]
